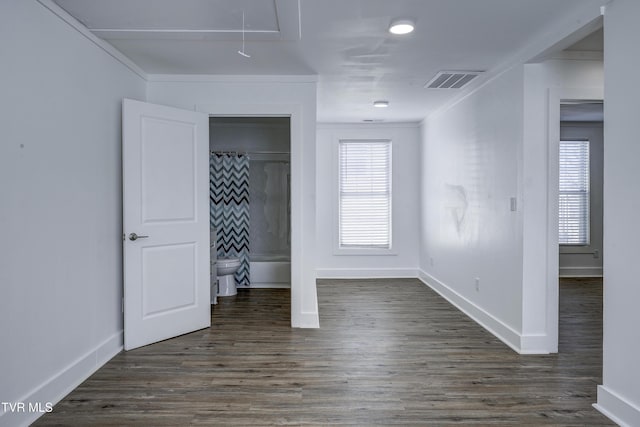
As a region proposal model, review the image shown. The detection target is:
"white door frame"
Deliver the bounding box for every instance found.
[546,87,604,351]
[197,103,314,327]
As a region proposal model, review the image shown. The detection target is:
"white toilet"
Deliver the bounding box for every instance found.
[216,257,241,297]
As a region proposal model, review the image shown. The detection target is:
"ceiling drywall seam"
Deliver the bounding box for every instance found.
[422,3,605,121]
[37,0,148,81]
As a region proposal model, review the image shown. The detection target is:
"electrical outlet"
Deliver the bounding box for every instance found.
[475,277,480,291]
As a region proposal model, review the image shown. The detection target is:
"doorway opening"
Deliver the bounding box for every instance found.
[559,102,604,279]
[540,20,604,355]
[557,101,604,358]
[208,116,292,311]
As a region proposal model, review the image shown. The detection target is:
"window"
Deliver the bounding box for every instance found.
[339,140,391,249]
[559,140,590,245]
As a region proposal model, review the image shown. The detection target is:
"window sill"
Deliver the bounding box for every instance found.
[333,248,398,256]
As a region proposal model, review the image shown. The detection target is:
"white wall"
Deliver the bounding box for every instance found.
[146,77,318,328]
[209,118,290,153]
[0,1,146,426]
[419,58,604,354]
[419,66,526,350]
[316,123,420,278]
[596,0,640,424]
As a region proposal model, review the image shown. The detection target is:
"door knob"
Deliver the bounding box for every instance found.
[129,233,149,241]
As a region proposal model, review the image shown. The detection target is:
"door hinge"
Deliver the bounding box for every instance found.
[121,297,124,313]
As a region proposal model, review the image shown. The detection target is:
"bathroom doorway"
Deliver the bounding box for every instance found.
[209,116,292,304]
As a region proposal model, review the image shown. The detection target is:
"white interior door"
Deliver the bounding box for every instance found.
[123,98,210,350]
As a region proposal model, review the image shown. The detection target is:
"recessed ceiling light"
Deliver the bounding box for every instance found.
[373,100,389,108]
[389,19,415,35]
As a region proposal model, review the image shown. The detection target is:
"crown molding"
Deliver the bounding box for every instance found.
[548,50,604,61]
[428,4,604,119]
[317,122,420,130]
[147,74,318,83]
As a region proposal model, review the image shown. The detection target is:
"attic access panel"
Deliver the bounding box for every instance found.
[50,0,301,41]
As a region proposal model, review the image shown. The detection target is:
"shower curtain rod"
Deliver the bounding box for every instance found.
[210,150,290,155]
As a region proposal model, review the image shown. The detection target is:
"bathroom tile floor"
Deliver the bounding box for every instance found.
[34,278,612,425]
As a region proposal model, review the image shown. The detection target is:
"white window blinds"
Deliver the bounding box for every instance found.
[339,140,392,249]
[559,140,590,245]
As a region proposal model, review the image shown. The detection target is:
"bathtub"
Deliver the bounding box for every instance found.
[249,254,290,288]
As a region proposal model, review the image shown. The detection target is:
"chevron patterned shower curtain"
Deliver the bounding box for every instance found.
[210,153,250,287]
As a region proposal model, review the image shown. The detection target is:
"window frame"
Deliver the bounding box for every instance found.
[335,138,394,255]
[558,139,590,246]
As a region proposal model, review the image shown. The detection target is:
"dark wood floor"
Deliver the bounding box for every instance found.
[35,278,612,425]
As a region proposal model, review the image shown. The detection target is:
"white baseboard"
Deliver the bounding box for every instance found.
[293,311,320,328]
[0,331,123,427]
[418,270,550,355]
[559,266,603,277]
[519,334,552,354]
[316,268,419,279]
[241,283,291,289]
[594,385,640,427]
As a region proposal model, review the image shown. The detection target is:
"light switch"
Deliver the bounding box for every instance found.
[510,197,517,212]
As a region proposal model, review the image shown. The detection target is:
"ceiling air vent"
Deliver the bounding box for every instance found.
[425,70,484,89]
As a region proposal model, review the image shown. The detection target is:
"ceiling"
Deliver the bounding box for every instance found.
[561,102,604,122]
[559,30,604,122]
[51,0,605,123]
[565,28,604,53]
